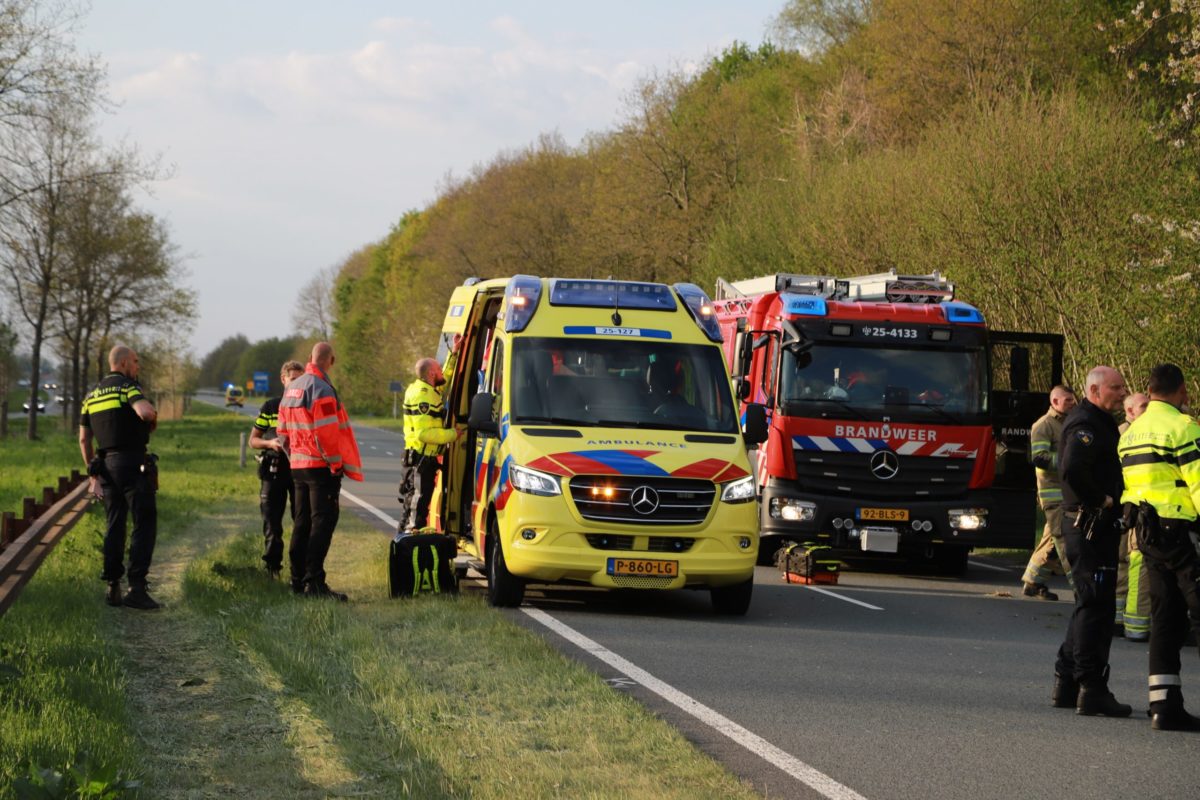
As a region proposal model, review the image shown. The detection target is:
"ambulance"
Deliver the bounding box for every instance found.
[432,276,767,613]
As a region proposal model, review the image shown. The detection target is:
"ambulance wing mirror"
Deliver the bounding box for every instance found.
[468,392,499,436]
[742,403,768,446]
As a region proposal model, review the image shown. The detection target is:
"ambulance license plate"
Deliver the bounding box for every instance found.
[607,558,679,578]
[858,507,909,522]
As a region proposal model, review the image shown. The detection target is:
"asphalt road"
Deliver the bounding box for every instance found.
[197,390,1200,799]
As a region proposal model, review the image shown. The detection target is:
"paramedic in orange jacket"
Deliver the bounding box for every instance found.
[277,342,363,600]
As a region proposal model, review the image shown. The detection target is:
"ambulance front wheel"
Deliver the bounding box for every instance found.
[487,523,525,608]
[710,578,753,615]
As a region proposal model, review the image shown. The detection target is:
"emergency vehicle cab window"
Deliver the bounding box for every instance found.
[779,345,987,421]
[510,337,737,433]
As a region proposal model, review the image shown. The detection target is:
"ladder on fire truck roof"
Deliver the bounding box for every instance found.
[715,269,955,304]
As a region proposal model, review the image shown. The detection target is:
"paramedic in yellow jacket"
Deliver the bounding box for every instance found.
[398,357,457,533]
[1021,385,1077,600]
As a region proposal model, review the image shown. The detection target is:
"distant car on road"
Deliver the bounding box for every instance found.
[225,386,245,407]
[23,400,46,412]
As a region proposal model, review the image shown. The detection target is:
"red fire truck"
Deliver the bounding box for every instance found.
[714,271,1063,574]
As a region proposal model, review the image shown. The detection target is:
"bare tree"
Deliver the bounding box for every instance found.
[291,263,338,340]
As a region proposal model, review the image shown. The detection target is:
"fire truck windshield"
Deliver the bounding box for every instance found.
[780,344,988,422]
[511,337,738,433]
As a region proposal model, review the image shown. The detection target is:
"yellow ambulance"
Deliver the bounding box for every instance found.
[432,276,767,614]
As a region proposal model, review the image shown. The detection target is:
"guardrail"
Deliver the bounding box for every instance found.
[0,472,90,617]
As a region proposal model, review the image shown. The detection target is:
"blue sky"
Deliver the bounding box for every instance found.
[77,2,785,356]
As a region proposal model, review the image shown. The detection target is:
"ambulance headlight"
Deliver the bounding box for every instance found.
[720,476,756,504]
[948,508,988,530]
[510,464,562,497]
[769,497,816,521]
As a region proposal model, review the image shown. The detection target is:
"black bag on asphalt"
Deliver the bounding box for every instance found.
[388,532,458,597]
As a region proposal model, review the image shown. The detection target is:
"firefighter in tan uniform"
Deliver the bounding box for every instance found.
[1021,385,1077,600]
[1116,391,1151,640]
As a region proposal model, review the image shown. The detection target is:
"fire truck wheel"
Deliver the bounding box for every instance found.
[710,578,753,615]
[931,545,970,577]
[487,521,525,608]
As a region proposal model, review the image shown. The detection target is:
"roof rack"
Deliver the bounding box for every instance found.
[717,270,954,303]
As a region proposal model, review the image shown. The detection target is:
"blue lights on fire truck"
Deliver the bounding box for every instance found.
[941,302,985,325]
[782,293,828,317]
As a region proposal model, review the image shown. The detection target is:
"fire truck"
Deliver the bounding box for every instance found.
[714,271,1063,574]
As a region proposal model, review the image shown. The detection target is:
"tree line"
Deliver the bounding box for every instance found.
[0,0,196,439]
[303,0,1200,414]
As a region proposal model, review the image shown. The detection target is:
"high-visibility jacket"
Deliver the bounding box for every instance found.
[277,363,363,480]
[404,379,456,456]
[1118,400,1200,521]
[1029,407,1066,508]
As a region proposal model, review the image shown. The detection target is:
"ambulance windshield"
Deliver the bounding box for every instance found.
[780,344,988,422]
[510,337,738,433]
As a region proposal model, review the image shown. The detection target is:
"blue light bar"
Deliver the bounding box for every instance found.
[504,275,542,332]
[672,283,722,342]
[782,293,827,317]
[548,279,677,311]
[941,301,985,325]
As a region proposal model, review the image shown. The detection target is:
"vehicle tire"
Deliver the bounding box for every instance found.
[710,578,753,615]
[932,545,970,576]
[487,524,525,607]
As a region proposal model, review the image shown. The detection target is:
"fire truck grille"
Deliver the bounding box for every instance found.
[792,449,973,500]
[569,477,715,525]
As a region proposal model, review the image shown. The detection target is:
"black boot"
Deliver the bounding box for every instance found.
[1076,685,1132,717]
[1052,673,1079,709]
[1023,582,1058,601]
[290,578,305,595]
[123,583,161,611]
[1151,707,1200,731]
[304,582,348,602]
[105,581,123,607]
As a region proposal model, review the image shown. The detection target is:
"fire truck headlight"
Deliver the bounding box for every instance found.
[510,464,562,497]
[720,476,756,504]
[948,508,988,530]
[769,497,816,521]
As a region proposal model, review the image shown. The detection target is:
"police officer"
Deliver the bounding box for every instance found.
[1051,365,1131,717]
[1021,384,1077,600]
[78,345,160,610]
[397,357,457,534]
[1116,391,1152,640]
[249,360,304,578]
[1117,363,1200,731]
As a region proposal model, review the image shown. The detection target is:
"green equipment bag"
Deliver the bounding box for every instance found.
[388,533,458,597]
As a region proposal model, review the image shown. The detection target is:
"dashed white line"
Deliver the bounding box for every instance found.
[968,559,1014,573]
[523,607,868,800]
[385,451,394,456]
[802,585,884,611]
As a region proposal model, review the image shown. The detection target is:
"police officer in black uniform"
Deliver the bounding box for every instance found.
[78,345,160,609]
[249,360,304,578]
[1051,365,1131,716]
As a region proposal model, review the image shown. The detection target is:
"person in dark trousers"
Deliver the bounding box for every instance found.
[398,357,456,534]
[249,360,304,578]
[78,345,160,610]
[1117,363,1200,731]
[1051,365,1131,717]
[276,342,363,600]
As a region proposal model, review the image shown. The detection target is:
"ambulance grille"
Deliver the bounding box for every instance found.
[584,535,696,552]
[569,477,715,525]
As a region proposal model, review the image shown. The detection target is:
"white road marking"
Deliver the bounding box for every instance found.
[385,451,394,456]
[523,607,868,800]
[968,560,1013,573]
[340,488,399,529]
[801,585,884,611]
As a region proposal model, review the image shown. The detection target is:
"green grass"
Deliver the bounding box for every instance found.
[1,403,757,798]
[0,417,79,516]
[354,414,405,433]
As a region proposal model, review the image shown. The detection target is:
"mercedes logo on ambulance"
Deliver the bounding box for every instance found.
[630,485,660,515]
[870,449,900,480]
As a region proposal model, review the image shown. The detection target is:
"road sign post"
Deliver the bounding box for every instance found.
[390,381,403,418]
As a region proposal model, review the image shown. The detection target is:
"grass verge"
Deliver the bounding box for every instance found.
[2,403,757,798]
